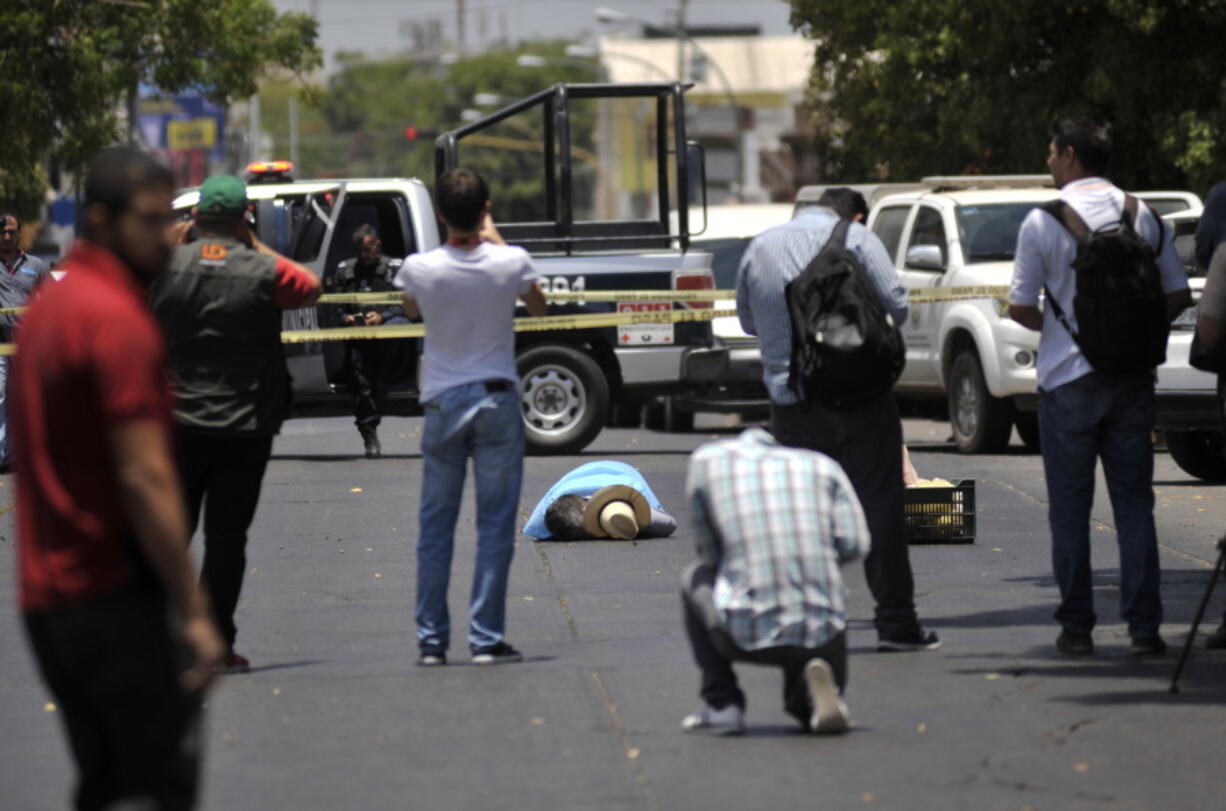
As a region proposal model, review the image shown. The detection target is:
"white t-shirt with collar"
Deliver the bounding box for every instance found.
[1010,177,1188,391]
[393,242,540,404]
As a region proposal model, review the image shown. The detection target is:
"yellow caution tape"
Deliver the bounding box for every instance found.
[908,285,1011,304]
[318,289,737,305]
[0,285,1017,355]
[280,306,718,344]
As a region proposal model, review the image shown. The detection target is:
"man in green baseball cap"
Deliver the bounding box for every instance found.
[196,174,248,219]
[153,173,321,673]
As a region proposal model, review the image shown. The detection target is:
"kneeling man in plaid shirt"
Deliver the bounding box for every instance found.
[681,427,869,735]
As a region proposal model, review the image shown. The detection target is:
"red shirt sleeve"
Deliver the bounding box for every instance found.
[91,316,171,426]
[273,257,320,309]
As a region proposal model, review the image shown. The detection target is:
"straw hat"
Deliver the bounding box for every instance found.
[582,484,651,539]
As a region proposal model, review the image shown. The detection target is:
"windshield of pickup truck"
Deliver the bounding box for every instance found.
[956,203,1042,263]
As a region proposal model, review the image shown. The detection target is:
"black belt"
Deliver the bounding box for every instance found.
[484,379,513,393]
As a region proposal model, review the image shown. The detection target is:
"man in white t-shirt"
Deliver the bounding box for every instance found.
[1009,117,1191,658]
[393,168,548,667]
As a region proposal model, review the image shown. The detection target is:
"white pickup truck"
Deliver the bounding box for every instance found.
[172,82,726,455]
[866,176,1205,456]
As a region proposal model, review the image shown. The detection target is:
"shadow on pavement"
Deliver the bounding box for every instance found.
[241,659,328,675]
[270,453,423,462]
[907,442,1037,456]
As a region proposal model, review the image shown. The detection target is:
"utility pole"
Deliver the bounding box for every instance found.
[288,96,300,170]
[674,0,689,81]
[248,93,261,165]
[456,0,466,56]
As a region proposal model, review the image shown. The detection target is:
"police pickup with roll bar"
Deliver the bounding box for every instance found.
[173,82,725,455]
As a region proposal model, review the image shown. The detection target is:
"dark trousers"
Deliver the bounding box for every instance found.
[24,586,202,811]
[180,431,274,649]
[681,563,847,726]
[770,393,920,638]
[1038,372,1162,636]
[348,340,385,429]
[346,315,408,428]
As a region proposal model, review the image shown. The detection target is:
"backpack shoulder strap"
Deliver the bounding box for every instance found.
[1126,194,1167,255]
[830,216,852,249]
[1037,201,1083,340]
[797,217,854,277]
[1122,193,1139,227]
[1041,199,1091,242]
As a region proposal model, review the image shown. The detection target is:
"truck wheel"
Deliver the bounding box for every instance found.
[1164,430,1226,481]
[948,350,1013,454]
[1014,411,1041,452]
[644,396,695,433]
[518,345,610,455]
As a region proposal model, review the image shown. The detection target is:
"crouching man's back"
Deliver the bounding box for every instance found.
[680,427,869,735]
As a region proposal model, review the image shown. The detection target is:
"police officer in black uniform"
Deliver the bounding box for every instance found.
[329,224,407,458]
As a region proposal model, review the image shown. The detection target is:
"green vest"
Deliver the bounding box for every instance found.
[149,237,290,434]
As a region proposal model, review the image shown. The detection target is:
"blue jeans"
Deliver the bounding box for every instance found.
[1038,372,1162,637]
[416,382,524,652]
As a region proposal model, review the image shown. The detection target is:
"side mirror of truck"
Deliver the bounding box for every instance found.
[687,141,708,237]
[905,244,945,271]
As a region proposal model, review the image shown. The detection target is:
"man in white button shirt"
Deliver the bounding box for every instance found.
[1009,117,1191,657]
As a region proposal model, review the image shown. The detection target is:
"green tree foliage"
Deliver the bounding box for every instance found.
[256,43,599,220]
[0,0,320,219]
[789,1,1226,192]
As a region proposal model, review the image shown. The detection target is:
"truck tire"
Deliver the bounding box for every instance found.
[948,350,1013,454]
[1014,411,1041,452]
[1165,430,1226,481]
[644,396,695,433]
[518,345,610,455]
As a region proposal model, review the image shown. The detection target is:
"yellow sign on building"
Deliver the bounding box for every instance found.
[167,118,217,150]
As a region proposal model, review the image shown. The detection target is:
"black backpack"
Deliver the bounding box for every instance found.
[1041,195,1169,373]
[785,218,905,409]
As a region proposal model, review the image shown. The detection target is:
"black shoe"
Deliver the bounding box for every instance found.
[1130,635,1167,657]
[877,628,941,652]
[417,649,447,667]
[359,426,381,459]
[471,641,523,665]
[1205,624,1226,650]
[1056,630,1094,655]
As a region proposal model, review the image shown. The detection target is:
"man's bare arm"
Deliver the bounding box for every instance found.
[402,294,421,320]
[522,282,548,317]
[1009,303,1043,331]
[1198,314,1224,348]
[108,420,224,691]
[247,224,322,307]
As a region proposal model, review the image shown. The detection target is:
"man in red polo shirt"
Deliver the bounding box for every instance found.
[11,147,224,811]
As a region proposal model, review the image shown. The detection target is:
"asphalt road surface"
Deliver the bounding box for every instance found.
[2,415,1225,810]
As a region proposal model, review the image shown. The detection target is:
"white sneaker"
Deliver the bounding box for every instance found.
[804,659,850,734]
[680,703,746,735]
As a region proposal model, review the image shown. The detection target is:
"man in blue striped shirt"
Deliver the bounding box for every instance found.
[681,428,869,734]
[0,212,51,470]
[736,189,939,652]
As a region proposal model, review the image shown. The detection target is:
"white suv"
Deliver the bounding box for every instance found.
[868,177,1058,452]
[1154,210,1224,480]
[867,176,1203,454]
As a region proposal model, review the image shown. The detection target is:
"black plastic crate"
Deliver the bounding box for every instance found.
[904,479,976,544]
